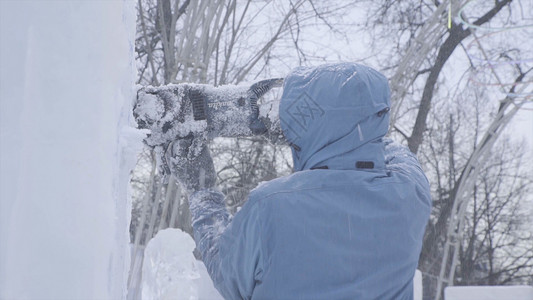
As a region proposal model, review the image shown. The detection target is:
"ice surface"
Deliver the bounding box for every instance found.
[196,255,226,300]
[142,229,200,300]
[445,285,533,300]
[0,1,139,299]
[142,229,223,300]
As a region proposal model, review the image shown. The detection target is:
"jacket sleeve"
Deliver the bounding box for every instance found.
[189,189,263,300]
[383,138,431,199]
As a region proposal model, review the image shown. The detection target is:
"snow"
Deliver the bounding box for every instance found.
[414,269,423,300]
[136,84,208,148]
[445,285,533,300]
[0,1,141,299]
[142,229,223,300]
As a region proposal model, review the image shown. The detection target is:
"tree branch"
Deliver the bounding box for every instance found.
[407,0,513,154]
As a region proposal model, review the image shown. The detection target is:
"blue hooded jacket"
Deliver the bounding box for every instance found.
[189,63,431,300]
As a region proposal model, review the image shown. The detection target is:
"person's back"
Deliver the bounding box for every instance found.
[175,63,431,299]
[242,163,429,299]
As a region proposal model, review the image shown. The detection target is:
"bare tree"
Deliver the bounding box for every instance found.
[132,0,358,236]
[129,0,360,297]
[415,79,533,298]
[458,138,533,286]
[361,1,532,298]
[136,0,358,85]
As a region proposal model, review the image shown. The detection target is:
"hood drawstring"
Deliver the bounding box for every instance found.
[357,124,364,142]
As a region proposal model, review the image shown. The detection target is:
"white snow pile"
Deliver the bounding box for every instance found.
[445,285,533,300]
[142,228,223,300]
[413,269,422,300]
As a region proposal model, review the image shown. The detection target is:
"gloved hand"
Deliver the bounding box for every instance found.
[166,135,216,195]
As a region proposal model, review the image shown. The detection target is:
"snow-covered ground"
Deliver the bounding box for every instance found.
[0,1,142,298]
[445,285,533,300]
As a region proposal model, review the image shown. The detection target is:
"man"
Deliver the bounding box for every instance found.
[169,63,432,299]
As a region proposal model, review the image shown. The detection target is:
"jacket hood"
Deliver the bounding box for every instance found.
[279,63,391,171]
